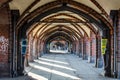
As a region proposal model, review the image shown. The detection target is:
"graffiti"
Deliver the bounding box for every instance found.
[0,36,9,54]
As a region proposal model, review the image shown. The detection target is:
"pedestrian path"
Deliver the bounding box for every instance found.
[0,53,118,80]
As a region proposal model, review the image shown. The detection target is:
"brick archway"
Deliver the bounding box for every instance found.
[15,0,113,77]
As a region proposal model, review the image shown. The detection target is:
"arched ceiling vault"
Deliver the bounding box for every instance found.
[28,13,97,38]
[44,32,74,44]
[32,22,84,40]
[27,12,98,41]
[33,27,76,41]
[7,0,119,42]
[47,36,72,44]
[38,26,82,41]
[13,0,113,31]
[37,25,82,39]
[9,0,120,20]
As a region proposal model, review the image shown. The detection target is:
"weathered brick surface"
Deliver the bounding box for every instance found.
[0,5,10,77]
[117,10,120,62]
[91,31,96,57]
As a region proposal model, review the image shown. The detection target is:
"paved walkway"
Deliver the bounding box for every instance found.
[0,53,118,80]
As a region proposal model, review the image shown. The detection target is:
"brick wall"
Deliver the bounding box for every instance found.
[118,10,120,63]
[0,5,10,77]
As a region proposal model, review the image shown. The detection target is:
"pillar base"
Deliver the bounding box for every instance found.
[88,56,95,63]
[39,52,43,57]
[17,66,24,76]
[117,63,120,79]
[104,71,111,77]
[79,53,82,58]
[83,54,88,60]
[97,58,103,68]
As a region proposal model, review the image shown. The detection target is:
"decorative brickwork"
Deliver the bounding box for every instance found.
[0,5,10,77]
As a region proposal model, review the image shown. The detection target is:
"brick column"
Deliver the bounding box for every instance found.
[37,39,41,57]
[24,36,29,67]
[71,41,76,54]
[28,34,34,62]
[79,39,83,57]
[83,35,89,60]
[110,10,120,78]
[117,10,120,78]
[96,34,103,68]
[75,40,80,56]
[36,38,39,59]
[0,5,10,77]
[33,38,38,59]
[88,31,96,63]
[86,38,90,60]
[40,40,44,56]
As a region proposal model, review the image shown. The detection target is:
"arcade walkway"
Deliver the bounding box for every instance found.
[0,53,117,80]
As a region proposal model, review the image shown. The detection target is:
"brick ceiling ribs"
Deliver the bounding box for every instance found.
[8,0,117,42]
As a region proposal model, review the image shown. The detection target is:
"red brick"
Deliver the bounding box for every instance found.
[0,5,10,77]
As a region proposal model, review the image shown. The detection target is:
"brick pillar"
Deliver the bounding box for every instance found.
[83,38,86,59]
[36,39,39,59]
[95,34,103,68]
[117,10,120,78]
[39,40,43,56]
[102,29,112,77]
[75,40,80,56]
[33,38,38,59]
[40,40,44,56]
[110,10,119,78]
[71,41,76,54]
[38,39,42,57]
[86,38,90,60]
[24,36,29,67]
[79,39,83,57]
[28,34,34,62]
[0,5,10,77]
[88,31,96,63]
[83,35,89,60]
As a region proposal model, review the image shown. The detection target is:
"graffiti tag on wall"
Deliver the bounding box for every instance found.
[0,36,9,54]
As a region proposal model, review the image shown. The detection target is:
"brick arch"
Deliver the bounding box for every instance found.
[16,0,113,77]
[39,26,81,41]
[17,0,113,31]
[44,32,74,45]
[43,32,74,53]
[29,13,94,40]
[46,36,73,44]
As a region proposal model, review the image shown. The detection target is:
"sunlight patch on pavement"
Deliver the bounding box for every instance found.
[34,60,76,71]
[50,50,68,53]
[28,72,48,80]
[30,63,81,80]
[39,58,69,65]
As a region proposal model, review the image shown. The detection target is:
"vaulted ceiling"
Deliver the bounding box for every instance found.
[8,0,120,15]
[1,0,120,42]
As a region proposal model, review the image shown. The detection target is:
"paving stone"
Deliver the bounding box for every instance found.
[0,53,118,80]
